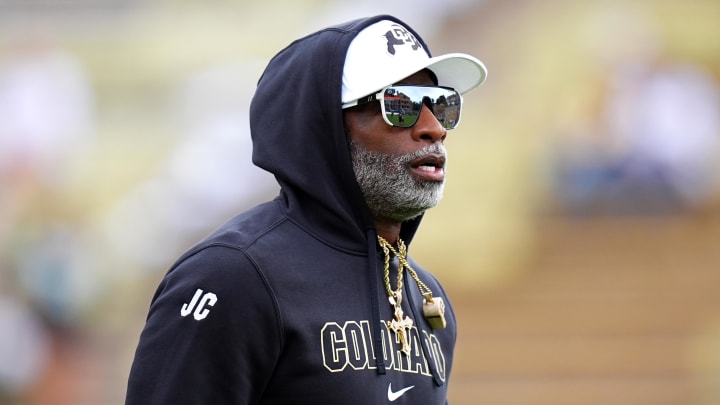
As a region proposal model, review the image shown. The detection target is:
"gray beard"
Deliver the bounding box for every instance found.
[349,139,446,222]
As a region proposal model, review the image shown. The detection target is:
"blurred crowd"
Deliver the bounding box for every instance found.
[0,38,95,402]
[0,30,278,405]
[548,11,720,215]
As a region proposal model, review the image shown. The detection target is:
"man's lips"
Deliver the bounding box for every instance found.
[409,153,446,182]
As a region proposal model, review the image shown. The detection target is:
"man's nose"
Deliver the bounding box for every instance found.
[411,103,447,143]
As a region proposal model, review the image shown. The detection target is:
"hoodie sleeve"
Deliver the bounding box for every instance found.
[125,245,282,405]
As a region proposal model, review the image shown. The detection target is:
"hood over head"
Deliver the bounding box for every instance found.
[250,15,486,252]
[250,16,380,253]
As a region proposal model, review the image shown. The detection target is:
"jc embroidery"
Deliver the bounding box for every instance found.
[181,288,217,321]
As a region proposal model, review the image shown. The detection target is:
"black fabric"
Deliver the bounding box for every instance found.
[126,15,457,405]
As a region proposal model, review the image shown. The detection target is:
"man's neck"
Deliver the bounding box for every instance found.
[374,217,402,244]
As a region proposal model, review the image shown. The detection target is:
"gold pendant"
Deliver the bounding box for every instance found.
[423,296,447,329]
[388,295,413,356]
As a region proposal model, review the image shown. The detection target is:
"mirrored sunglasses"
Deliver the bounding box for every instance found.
[342,85,463,130]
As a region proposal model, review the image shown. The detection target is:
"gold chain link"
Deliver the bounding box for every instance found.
[378,236,435,303]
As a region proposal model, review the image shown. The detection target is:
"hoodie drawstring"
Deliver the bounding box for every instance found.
[366,228,387,375]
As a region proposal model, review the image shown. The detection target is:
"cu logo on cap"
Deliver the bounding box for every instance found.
[384,24,421,55]
[180,288,217,321]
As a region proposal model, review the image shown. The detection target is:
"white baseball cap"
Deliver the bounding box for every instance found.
[341,19,487,104]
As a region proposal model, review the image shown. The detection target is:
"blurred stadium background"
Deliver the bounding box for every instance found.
[1,0,719,404]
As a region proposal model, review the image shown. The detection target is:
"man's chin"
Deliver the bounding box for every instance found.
[383,196,444,222]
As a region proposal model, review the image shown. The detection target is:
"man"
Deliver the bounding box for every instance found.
[126,15,486,404]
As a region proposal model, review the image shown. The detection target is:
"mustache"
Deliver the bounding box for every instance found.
[398,143,447,164]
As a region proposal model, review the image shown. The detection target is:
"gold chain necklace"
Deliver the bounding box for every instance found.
[378,236,448,356]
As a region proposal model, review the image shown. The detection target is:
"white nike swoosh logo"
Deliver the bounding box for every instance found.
[387,383,415,401]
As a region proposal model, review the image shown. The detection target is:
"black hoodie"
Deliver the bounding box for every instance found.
[126,15,456,404]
